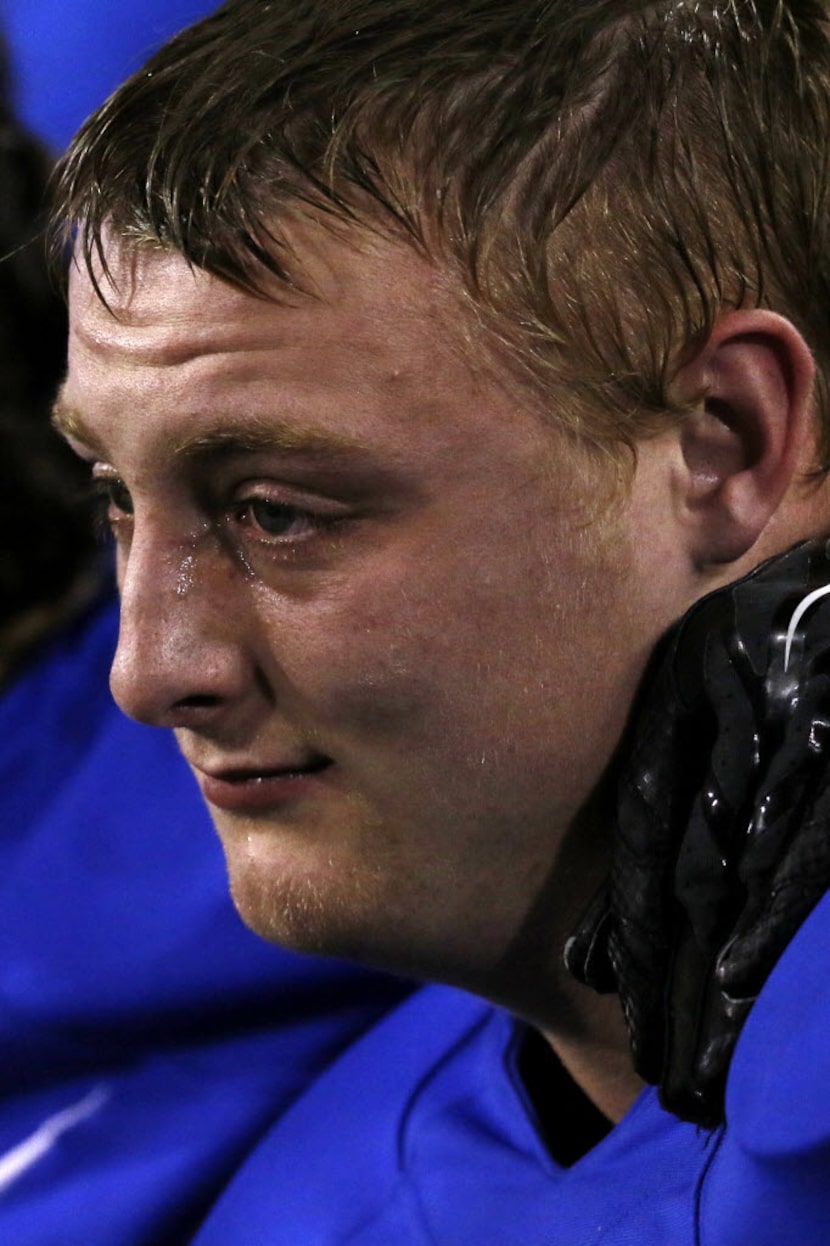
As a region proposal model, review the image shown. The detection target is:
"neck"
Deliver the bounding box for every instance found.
[485,789,643,1125]
[540,989,643,1124]
[483,891,643,1124]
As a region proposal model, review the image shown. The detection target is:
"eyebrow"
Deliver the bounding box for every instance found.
[51,398,372,464]
[51,399,105,454]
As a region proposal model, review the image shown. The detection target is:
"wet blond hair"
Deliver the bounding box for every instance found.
[54,0,830,469]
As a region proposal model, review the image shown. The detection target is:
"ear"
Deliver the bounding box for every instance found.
[671,310,816,567]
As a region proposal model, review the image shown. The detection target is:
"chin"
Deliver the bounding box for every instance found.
[228,857,351,955]
[213,811,507,986]
[224,845,463,990]
[219,827,394,967]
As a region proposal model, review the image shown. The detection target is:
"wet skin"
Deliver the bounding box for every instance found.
[58,230,695,1020]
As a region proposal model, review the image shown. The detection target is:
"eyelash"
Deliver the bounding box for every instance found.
[231,496,334,543]
[89,476,133,540]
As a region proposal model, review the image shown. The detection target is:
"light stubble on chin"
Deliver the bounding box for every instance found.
[216,804,403,963]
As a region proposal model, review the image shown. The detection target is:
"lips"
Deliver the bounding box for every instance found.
[193,755,334,812]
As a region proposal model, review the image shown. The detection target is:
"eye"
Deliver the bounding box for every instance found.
[102,478,134,516]
[236,497,317,541]
[90,473,134,534]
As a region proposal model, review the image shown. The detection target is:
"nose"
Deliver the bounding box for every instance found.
[110,522,252,730]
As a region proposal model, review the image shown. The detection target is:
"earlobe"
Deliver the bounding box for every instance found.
[672,310,816,567]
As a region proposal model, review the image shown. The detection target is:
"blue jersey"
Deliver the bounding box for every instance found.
[192,887,830,1245]
[0,596,410,1243]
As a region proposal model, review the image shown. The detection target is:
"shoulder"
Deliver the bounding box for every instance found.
[699,888,830,1245]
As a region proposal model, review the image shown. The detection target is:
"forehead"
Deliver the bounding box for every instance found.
[67,227,469,377]
[61,227,567,484]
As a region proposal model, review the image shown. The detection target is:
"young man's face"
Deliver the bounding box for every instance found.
[60,230,694,1001]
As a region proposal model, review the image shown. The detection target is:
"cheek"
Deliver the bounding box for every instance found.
[249,537,616,792]
[257,581,463,743]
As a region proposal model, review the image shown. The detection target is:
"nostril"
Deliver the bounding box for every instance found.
[173,694,223,709]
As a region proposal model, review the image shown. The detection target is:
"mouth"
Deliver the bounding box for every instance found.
[194,755,335,813]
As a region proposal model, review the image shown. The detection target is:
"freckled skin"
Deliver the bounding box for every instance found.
[61,231,696,1026]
